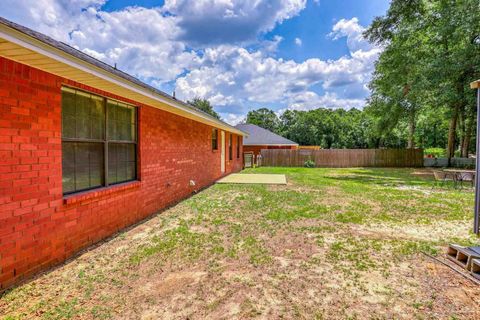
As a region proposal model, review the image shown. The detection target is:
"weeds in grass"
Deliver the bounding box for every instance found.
[130,224,208,264]
[1,167,475,319]
[327,237,379,271]
[242,236,272,266]
[42,299,80,319]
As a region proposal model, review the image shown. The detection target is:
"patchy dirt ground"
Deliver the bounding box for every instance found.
[1,168,479,319]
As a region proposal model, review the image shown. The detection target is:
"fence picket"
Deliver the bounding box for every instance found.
[260,149,423,167]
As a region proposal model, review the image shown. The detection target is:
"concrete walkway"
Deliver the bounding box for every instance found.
[217,173,287,185]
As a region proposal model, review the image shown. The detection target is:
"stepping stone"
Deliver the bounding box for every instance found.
[471,258,480,280]
[447,244,480,271]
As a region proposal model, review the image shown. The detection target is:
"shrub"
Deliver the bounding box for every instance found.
[304,159,315,168]
[424,147,445,158]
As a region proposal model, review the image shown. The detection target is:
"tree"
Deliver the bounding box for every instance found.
[188,98,221,120]
[245,108,280,132]
[365,0,480,159]
[423,0,480,161]
[365,0,427,149]
[279,107,380,149]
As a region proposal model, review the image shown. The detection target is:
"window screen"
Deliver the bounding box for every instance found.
[61,87,137,195]
[212,129,218,150]
[229,134,233,160]
[237,135,240,158]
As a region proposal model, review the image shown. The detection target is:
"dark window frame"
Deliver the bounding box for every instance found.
[237,135,240,159]
[229,133,233,161]
[212,128,218,150]
[61,86,138,195]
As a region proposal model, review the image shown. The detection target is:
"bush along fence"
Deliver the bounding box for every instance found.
[260,148,424,168]
[424,157,476,168]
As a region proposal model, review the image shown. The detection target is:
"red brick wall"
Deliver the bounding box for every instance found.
[0,57,243,289]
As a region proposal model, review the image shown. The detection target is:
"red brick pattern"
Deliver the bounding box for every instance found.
[0,57,243,289]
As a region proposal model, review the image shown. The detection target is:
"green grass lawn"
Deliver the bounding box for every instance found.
[1,168,479,319]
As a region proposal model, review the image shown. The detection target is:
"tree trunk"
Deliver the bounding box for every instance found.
[457,109,467,154]
[407,108,416,149]
[447,103,460,164]
[461,107,475,158]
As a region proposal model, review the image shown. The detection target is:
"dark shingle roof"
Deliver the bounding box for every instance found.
[235,124,298,146]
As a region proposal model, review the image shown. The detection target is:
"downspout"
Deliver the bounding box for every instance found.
[474,87,480,234]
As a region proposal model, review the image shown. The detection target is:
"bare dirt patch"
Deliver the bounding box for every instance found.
[1,168,478,319]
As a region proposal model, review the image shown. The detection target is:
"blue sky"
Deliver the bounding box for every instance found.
[0,0,389,124]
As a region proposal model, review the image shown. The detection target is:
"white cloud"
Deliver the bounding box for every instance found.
[222,113,245,125]
[0,0,106,41]
[329,17,372,52]
[286,91,365,111]
[1,0,200,83]
[163,0,307,45]
[0,2,379,119]
[175,17,380,114]
[294,37,302,46]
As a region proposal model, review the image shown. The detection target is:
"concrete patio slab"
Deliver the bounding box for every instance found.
[217,173,287,185]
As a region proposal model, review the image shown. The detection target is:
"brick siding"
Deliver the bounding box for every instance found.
[0,57,243,289]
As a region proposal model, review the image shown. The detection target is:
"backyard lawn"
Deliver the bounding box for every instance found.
[1,168,479,319]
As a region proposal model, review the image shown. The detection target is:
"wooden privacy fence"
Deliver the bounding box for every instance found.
[260,148,424,168]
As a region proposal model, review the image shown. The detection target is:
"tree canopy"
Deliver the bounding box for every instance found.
[188,98,221,120]
[245,108,280,132]
[365,0,480,158]
[186,1,480,157]
[244,107,410,149]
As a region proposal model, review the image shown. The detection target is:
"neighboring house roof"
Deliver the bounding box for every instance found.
[235,124,298,146]
[0,17,247,136]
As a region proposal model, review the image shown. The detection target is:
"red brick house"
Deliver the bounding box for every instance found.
[0,18,246,290]
[235,124,298,162]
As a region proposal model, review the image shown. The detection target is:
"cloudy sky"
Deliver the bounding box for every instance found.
[0,0,389,124]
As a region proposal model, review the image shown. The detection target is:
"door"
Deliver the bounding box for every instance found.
[221,131,225,173]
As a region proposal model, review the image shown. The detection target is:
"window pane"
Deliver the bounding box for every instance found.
[76,116,91,140]
[62,115,76,139]
[229,134,233,160]
[62,88,104,140]
[212,129,218,150]
[126,162,136,180]
[107,100,117,139]
[119,121,129,141]
[75,143,90,164]
[62,88,76,116]
[62,142,75,194]
[61,87,137,195]
[237,136,240,158]
[62,89,76,138]
[75,165,90,191]
[75,92,90,139]
[108,143,136,184]
[62,142,104,194]
[107,100,136,141]
[91,97,105,140]
[126,144,135,161]
[90,164,103,186]
[117,162,127,182]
